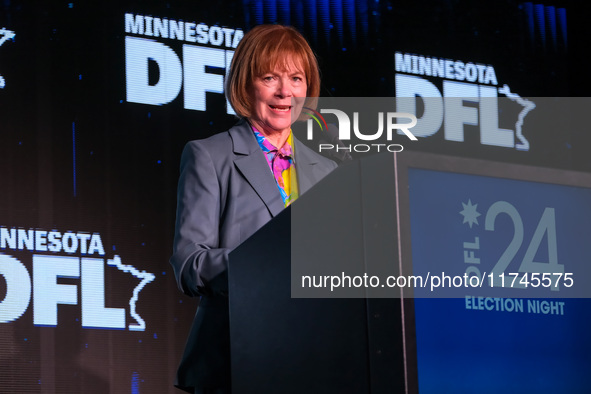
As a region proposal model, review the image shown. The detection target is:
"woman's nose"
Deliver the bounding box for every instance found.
[276,78,293,98]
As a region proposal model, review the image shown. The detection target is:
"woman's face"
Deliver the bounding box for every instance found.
[249,58,307,138]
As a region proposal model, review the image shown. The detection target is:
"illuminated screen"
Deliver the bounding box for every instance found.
[414,298,591,393]
[407,164,591,392]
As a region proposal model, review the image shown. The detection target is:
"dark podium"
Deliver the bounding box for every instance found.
[228,152,407,394]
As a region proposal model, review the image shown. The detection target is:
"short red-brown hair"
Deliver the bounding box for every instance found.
[225,24,321,118]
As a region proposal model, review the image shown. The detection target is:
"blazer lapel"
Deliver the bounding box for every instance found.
[294,137,320,194]
[230,121,285,217]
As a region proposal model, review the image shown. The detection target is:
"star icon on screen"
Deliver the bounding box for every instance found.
[460,199,481,228]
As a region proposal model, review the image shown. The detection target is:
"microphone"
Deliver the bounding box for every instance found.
[319,123,352,164]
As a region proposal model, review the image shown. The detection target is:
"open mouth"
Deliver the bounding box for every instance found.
[269,105,292,112]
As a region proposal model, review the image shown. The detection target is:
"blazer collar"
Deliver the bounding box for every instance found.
[229,119,258,155]
[229,119,322,215]
[229,120,285,217]
[293,137,320,195]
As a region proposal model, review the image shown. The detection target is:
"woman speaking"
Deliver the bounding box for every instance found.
[170,24,337,393]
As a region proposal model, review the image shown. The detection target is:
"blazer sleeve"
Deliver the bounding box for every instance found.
[170,140,229,297]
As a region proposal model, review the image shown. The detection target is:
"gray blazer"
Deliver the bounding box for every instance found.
[170,119,337,392]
